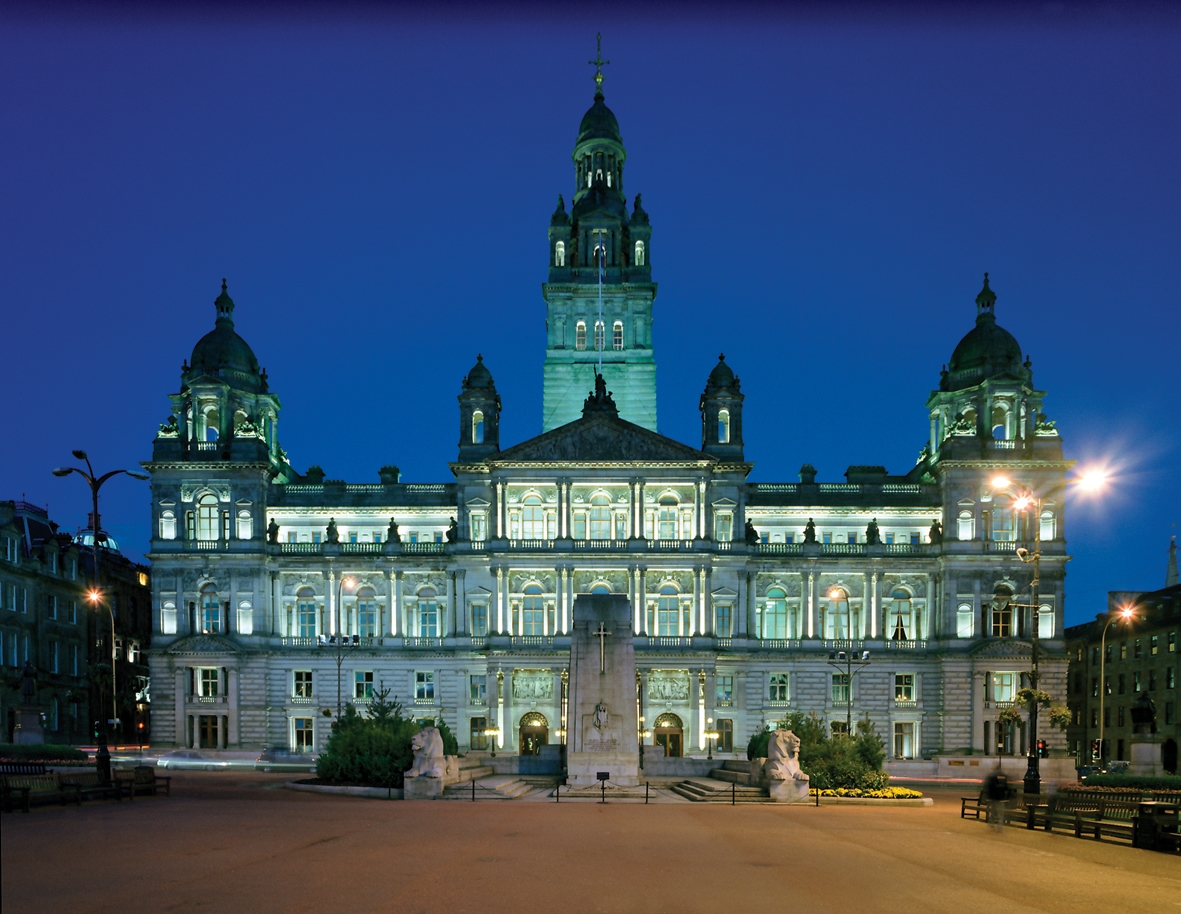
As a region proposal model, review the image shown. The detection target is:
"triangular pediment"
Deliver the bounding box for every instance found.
[168,634,240,655]
[494,410,712,464]
[970,640,1032,660]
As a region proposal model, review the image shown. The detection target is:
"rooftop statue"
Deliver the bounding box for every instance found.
[865,518,882,545]
[325,518,339,544]
[266,519,280,545]
[804,519,817,544]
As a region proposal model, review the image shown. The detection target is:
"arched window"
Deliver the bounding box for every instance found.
[472,409,485,444]
[991,405,1008,440]
[957,510,975,541]
[658,496,679,541]
[889,588,912,642]
[956,601,974,638]
[606,170,612,187]
[824,588,849,640]
[1039,510,1055,541]
[522,495,545,540]
[591,583,611,594]
[634,240,645,266]
[613,320,623,350]
[554,240,566,267]
[236,509,253,540]
[200,585,221,634]
[196,494,219,541]
[718,408,731,444]
[657,585,680,636]
[1037,604,1054,639]
[589,495,611,540]
[204,406,220,442]
[296,588,317,638]
[594,320,605,351]
[417,588,438,638]
[764,588,787,639]
[576,321,587,350]
[237,600,253,636]
[355,587,377,637]
[159,510,176,540]
[522,584,544,636]
[991,585,1013,638]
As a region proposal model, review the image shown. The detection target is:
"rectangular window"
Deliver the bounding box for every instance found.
[71,644,78,677]
[1120,642,1127,660]
[1119,673,1126,694]
[1091,678,1099,698]
[715,604,732,637]
[1149,670,1157,691]
[288,532,297,543]
[769,673,789,703]
[294,718,314,752]
[470,716,488,750]
[471,514,486,542]
[1151,635,1159,656]
[714,514,732,542]
[470,674,487,704]
[1166,702,1175,726]
[1091,708,1098,727]
[418,601,438,638]
[895,674,915,702]
[991,672,1015,703]
[847,532,857,544]
[956,602,974,638]
[1170,632,1176,653]
[1135,639,1143,660]
[415,671,435,702]
[470,604,487,638]
[1167,667,1175,690]
[715,675,734,706]
[69,600,77,624]
[49,595,58,620]
[991,607,1012,638]
[199,668,219,698]
[373,532,381,544]
[293,670,313,698]
[716,718,733,753]
[613,322,623,350]
[1134,672,1142,692]
[49,640,59,673]
[823,532,832,544]
[893,722,916,759]
[573,514,586,540]
[1118,706,1125,727]
[354,671,373,700]
[1092,646,1100,665]
[885,533,894,545]
[312,531,322,544]
[831,674,851,704]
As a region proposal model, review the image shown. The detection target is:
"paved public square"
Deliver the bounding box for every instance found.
[2,773,1179,914]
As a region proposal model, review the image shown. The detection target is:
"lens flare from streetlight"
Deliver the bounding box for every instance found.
[991,476,1011,490]
[342,576,356,590]
[1119,605,1136,619]
[87,589,101,604]
[1013,495,1033,511]
[1077,467,1109,493]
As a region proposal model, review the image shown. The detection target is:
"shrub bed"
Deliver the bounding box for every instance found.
[0,743,89,762]
[1081,774,1181,790]
[818,786,923,799]
[748,712,895,792]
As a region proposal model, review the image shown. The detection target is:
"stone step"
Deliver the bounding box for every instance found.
[442,776,532,800]
[452,766,495,783]
[720,759,751,773]
[670,779,768,802]
[456,756,488,771]
[709,767,757,786]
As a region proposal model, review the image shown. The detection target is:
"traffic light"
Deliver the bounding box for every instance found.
[93,720,100,739]
[1037,739,1048,758]
[1091,739,1101,761]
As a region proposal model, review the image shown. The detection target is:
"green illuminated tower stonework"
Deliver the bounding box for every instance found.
[542,66,657,432]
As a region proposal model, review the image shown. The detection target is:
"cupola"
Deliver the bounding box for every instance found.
[457,355,501,462]
[700,354,745,461]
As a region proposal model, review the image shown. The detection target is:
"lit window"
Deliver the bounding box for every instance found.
[957,510,974,541]
[415,671,435,702]
[991,672,1015,702]
[522,496,545,540]
[893,722,916,759]
[594,320,605,351]
[522,584,545,636]
[824,589,850,640]
[470,674,487,704]
[470,603,487,637]
[296,589,317,638]
[763,589,788,639]
[554,240,566,267]
[769,673,789,702]
[634,240,645,266]
[576,321,586,350]
[613,320,623,350]
[200,586,221,634]
[956,602,974,638]
[658,496,678,540]
[895,674,915,702]
[1040,510,1055,541]
[294,671,313,698]
[236,509,253,540]
[889,589,913,642]
[294,718,314,752]
[472,410,485,444]
[589,495,611,540]
[196,495,219,541]
[159,511,176,540]
[831,673,851,703]
[1037,604,1054,638]
[417,589,438,638]
[718,408,730,444]
[656,585,681,636]
[356,588,377,637]
[354,671,374,700]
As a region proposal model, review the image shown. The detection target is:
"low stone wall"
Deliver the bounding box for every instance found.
[640,757,717,778]
[286,781,403,800]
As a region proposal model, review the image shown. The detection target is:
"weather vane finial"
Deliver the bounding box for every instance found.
[589,33,610,97]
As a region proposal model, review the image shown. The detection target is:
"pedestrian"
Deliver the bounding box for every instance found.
[983,771,1009,832]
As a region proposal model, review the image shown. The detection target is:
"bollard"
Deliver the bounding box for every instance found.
[555,784,559,803]
[645,782,649,805]
[472,778,476,802]
[732,781,736,806]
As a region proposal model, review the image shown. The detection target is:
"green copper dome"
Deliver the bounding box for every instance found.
[577,93,622,146]
[943,274,1028,392]
[187,280,265,393]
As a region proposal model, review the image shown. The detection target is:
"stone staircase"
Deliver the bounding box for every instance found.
[443,774,533,800]
[452,755,495,784]
[671,761,770,803]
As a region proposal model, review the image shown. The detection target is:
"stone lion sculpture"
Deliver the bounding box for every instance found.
[406,726,447,779]
[764,730,810,802]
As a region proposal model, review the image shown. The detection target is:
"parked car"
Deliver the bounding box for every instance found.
[156,750,231,771]
[255,747,317,772]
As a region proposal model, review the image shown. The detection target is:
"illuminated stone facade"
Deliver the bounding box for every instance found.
[144,80,1072,765]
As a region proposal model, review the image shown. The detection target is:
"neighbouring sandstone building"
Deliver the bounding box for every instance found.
[144,69,1073,764]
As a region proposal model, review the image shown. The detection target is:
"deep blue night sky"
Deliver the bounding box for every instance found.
[2,2,1178,626]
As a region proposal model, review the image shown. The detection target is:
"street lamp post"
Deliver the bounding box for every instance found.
[484,726,500,758]
[332,574,358,721]
[53,451,148,780]
[705,717,719,760]
[1098,605,1137,767]
[826,649,871,735]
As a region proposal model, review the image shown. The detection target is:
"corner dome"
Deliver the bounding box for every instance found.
[463,354,495,390]
[943,275,1028,392]
[706,354,738,391]
[577,94,622,146]
[187,280,264,393]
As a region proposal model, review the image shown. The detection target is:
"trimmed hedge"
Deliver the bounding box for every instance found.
[1081,773,1181,790]
[0,743,88,762]
[748,712,889,792]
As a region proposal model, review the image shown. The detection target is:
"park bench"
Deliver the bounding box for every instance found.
[1025,795,1140,843]
[60,770,133,803]
[961,784,1017,822]
[114,766,171,797]
[1,772,82,813]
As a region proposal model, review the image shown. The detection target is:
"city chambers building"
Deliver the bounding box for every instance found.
[143,73,1073,764]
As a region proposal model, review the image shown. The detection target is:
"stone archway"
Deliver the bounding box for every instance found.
[519,711,548,756]
[654,712,684,758]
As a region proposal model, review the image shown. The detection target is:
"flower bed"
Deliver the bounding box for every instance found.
[818,786,923,799]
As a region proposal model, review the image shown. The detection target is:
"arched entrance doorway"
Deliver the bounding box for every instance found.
[654,713,684,758]
[519,712,548,756]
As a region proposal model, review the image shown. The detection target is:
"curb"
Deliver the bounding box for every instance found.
[285,781,403,800]
[816,796,933,807]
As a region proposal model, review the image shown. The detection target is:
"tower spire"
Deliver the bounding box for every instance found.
[589,33,610,98]
[1167,536,1178,588]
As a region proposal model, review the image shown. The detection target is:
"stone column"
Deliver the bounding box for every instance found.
[704,567,714,636]
[638,567,648,635]
[807,571,816,638]
[495,566,505,634]
[227,668,239,746]
[496,482,504,538]
[387,570,397,636]
[394,571,405,638]
[327,568,336,635]
[747,571,758,639]
[867,572,876,640]
[637,480,646,538]
[560,566,569,633]
[736,571,747,637]
[929,411,938,454]
[175,667,185,749]
[457,569,467,635]
[692,565,701,636]
[698,480,707,538]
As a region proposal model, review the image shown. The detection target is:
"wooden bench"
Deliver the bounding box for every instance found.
[115,766,171,797]
[1,773,82,813]
[961,786,1017,822]
[60,770,133,803]
[0,762,48,776]
[1025,795,1139,842]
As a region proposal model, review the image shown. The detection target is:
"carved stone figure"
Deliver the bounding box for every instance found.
[804,519,817,544]
[865,518,882,545]
[592,702,609,734]
[445,518,458,543]
[266,519,280,544]
[648,672,690,702]
[745,520,760,545]
[325,518,339,544]
[387,518,401,543]
[157,415,179,438]
[406,726,447,778]
[764,729,810,802]
[929,519,943,544]
[20,660,37,700]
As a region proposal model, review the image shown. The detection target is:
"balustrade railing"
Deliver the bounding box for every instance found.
[404,637,440,648]
[340,542,383,554]
[885,639,928,650]
[645,636,692,648]
[759,639,801,650]
[511,636,555,647]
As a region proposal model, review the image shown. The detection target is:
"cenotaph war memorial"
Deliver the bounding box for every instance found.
[566,593,640,787]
